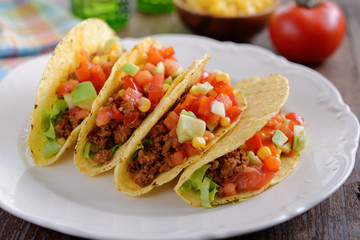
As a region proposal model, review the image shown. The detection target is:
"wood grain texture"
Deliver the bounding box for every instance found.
[1,0,359,239]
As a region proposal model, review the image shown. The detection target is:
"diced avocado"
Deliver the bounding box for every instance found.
[211,100,225,117]
[104,36,121,52]
[293,133,306,152]
[191,82,214,95]
[247,151,263,166]
[71,81,97,109]
[294,125,305,135]
[180,109,197,118]
[165,76,173,85]
[43,140,62,158]
[120,62,139,76]
[153,62,165,74]
[280,141,292,154]
[176,112,206,143]
[272,130,288,147]
[63,93,75,109]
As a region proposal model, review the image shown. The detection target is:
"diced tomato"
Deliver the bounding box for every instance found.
[279,124,295,141]
[199,71,209,83]
[203,130,215,142]
[198,97,215,117]
[89,65,107,93]
[266,143,278,157]
[124,112,140,128]
[182,141,203,158]
[227,92,239,107]
[112,104,124,122]
[148,45,164,65]
[231,166,275,191]
[123,88,142,104]
[257,127,275,145]
[142,62,156,73]
[169,126,177,138]
[148,72,165,109]
[245,133,262,153]
[96,106,113,126]
[56,80,79,96]
[75,60,92,81]
[123,75,142,93]
[203,113,220,126]
[69,106,89,120]
[216,93,232,110]
[213,81,233,95]
[169,149,186,166]
[181,94,199,111]
[222,182,237,197]
[206,73,217,85]
[265,118,280,130]
[187,99,201,117]
[134,70,153,88]
[285,112,304,125]
[173,103,183,115]
[160,46,175,58]
[288,120,295,132]
[163,111,179,130]
[225,106,242,121]
[163,59,179,77]
[262,155,280,172]
[274,111,285,123]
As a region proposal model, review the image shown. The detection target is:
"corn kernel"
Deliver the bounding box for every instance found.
[192,136,206,148]
[257,146,271,160]
[92,56,101,64]
[57,137,66,145]
[216,72,231,83]
[118,89,126,98]
[136,97,151,112]
[220,117,231,127]
[208,89,218,98]
[163,83,170,92]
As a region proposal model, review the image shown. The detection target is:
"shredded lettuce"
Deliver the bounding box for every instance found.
[43,140,62,158]
[83,141,119,160]
[181,164,220,209]
[131,138,154,161]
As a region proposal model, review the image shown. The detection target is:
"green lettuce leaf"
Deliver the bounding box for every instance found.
[43,140,62,158]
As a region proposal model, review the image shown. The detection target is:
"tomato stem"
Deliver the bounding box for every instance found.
[296,0,319,8]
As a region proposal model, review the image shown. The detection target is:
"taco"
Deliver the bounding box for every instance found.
[28,18,124,166]
[74,39,206,176]
[114,67,247,196]
[175,74,307,208]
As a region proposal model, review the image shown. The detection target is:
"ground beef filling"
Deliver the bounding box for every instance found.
[87,93,145,165]
[128,120,182,187]
[55,109,84,139]
[206,148,249,197]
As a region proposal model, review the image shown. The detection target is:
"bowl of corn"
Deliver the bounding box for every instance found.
[174,0,281,42]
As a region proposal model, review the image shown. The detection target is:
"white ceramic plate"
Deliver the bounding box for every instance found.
[0,35,358,239]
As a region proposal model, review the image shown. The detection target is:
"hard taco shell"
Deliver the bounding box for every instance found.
[28,18,118,166]
[175,74,294,206]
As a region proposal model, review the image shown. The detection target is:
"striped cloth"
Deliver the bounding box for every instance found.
[0,0,80,79]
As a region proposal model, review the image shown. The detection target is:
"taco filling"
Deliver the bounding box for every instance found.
[128,71,243,187]
[181,110,306,208]
[84,45,185,165]
[40,37,123,159]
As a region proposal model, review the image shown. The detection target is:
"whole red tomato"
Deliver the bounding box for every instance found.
[268,0,346,64]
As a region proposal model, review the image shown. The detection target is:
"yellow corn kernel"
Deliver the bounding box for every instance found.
[111,42,122,52]
[257,146,272,160]
[163,83,170,92]
[216,72,231,83]
[118,89,126,98]
[136,97,151,112]
[208,89,218,98]
[220,117,231,127]
[192,136,206,148]
[57,137,66,145]
[92,56,101,64]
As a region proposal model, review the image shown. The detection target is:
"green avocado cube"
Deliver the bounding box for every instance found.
[176,112,206,143]
[293,133,306,152]
[247,151,263,166]
[272,129,288,147]
[120,62,140,76]
[71,81,97,106]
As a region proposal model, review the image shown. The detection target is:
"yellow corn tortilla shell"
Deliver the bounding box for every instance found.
[114,61,247,196]
[74,38,163,176]
[175,74,293,207]
[28,18,119,166]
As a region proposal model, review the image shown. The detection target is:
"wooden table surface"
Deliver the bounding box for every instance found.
[1,0,359,239]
